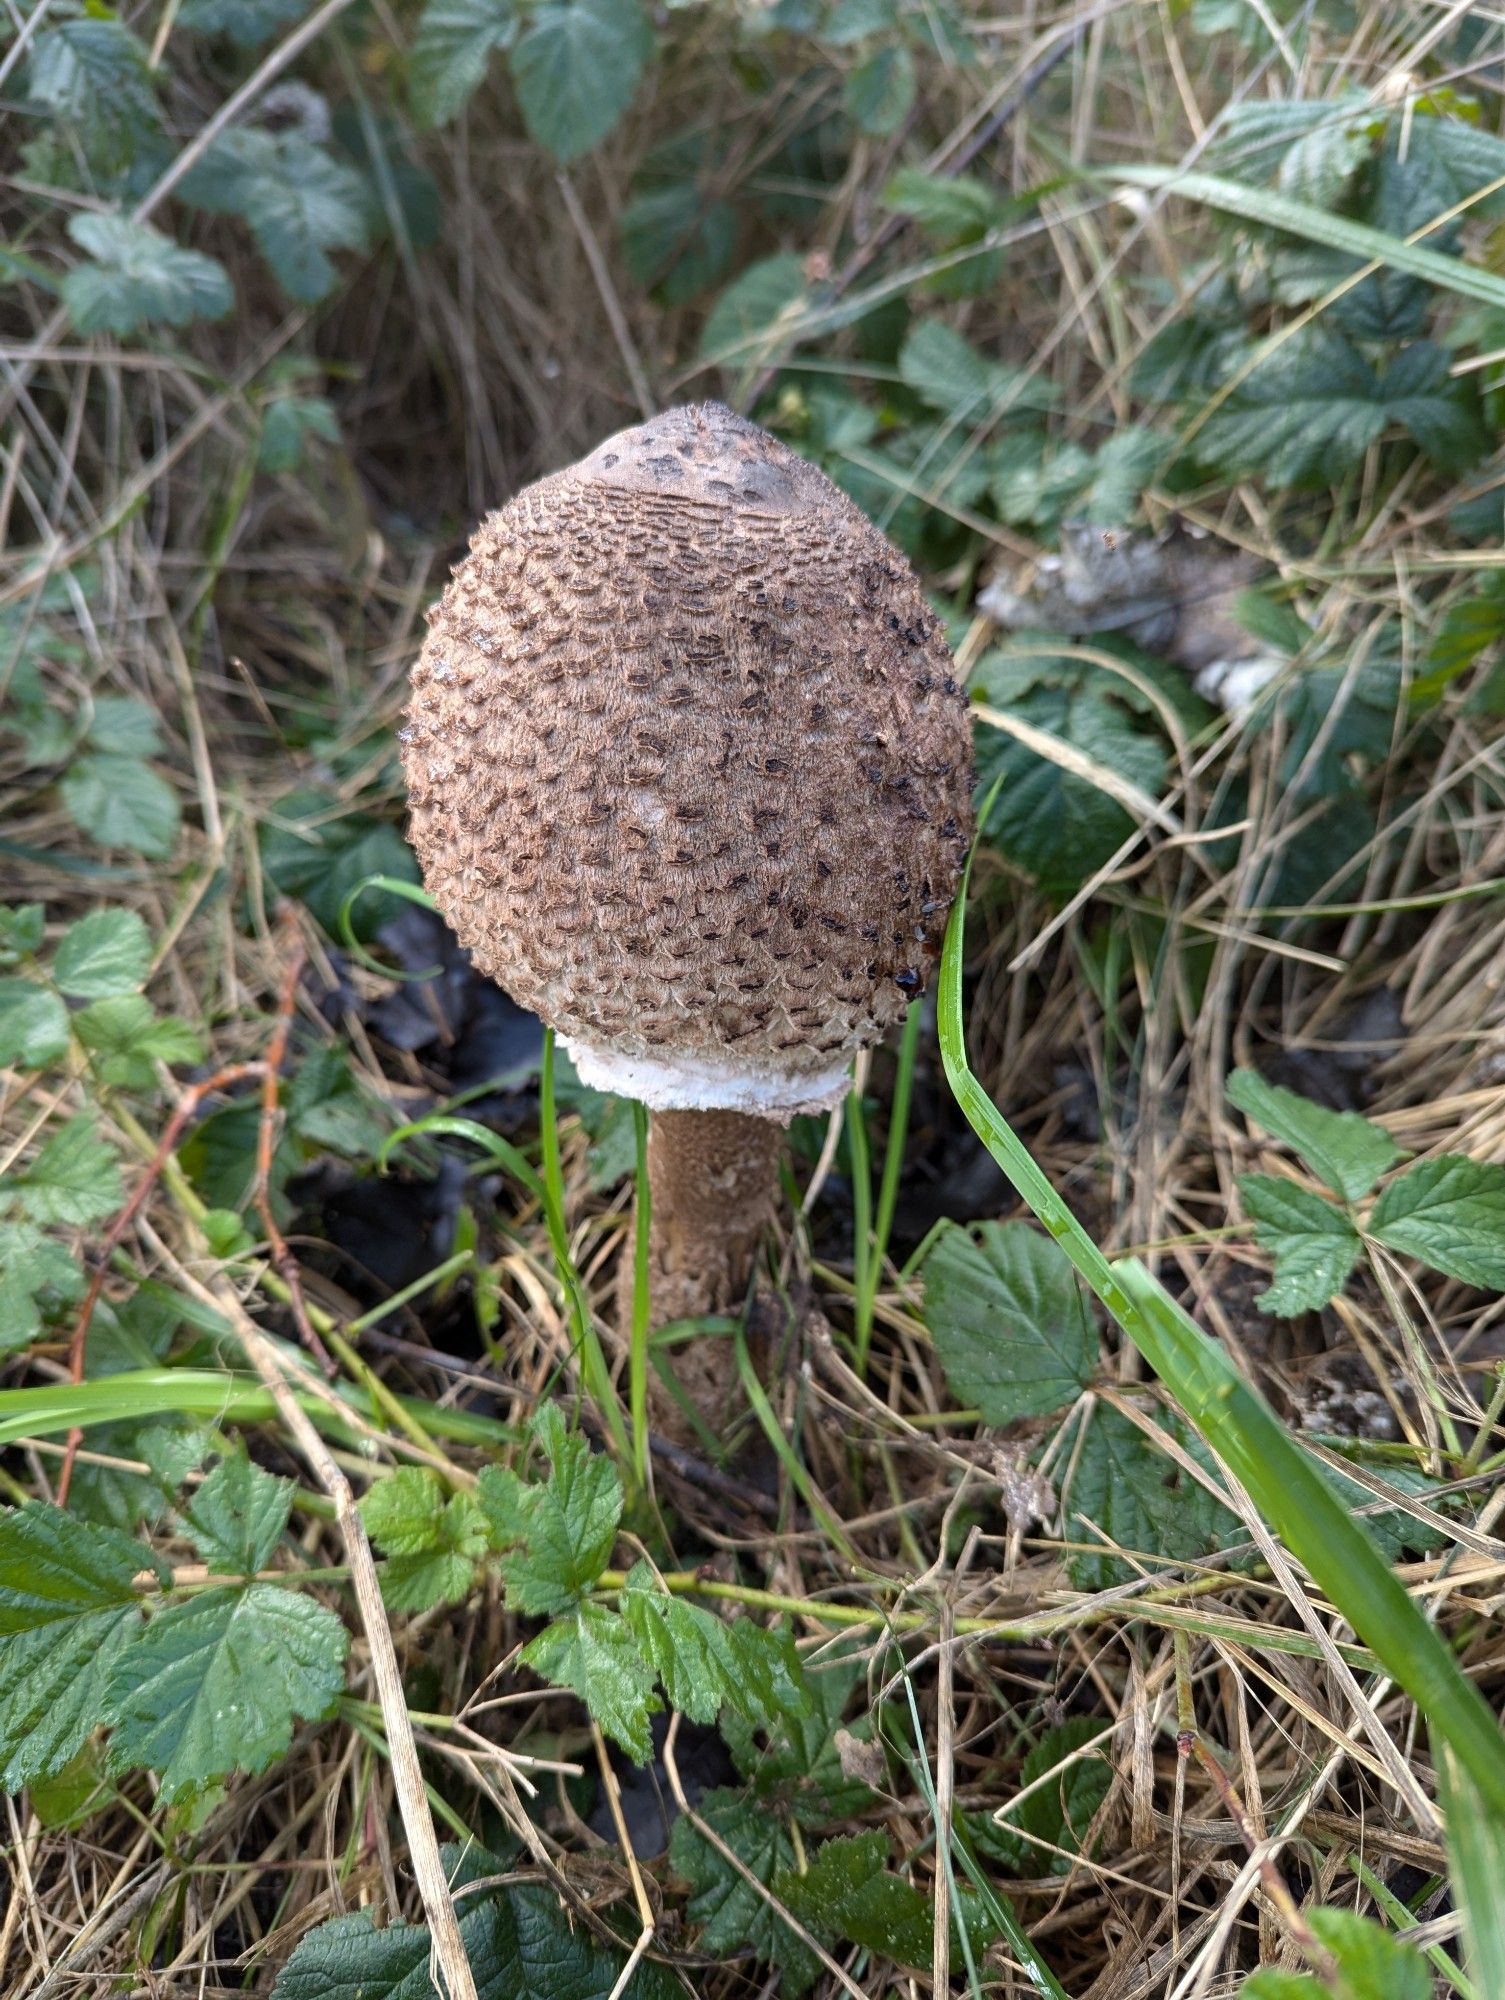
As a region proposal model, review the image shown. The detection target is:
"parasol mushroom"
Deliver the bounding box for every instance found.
[401,403,974,1429]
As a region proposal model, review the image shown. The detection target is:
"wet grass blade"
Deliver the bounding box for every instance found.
[1103,165,1505,312]
[1438,1744,1505,1996]
[938,834,1505,1815]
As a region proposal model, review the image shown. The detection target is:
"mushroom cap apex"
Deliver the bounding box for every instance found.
[572,401,838,515]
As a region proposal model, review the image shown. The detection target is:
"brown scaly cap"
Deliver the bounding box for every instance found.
[401,402,974,1118]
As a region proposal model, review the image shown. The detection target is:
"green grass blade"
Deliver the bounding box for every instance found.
[1438,1744,1505,1996]
[539,1030,631,1465]
[938,842,1505,1815]
[379,1113,545,1201]
[847,1087,875,1374]
[1102,165,1505,312]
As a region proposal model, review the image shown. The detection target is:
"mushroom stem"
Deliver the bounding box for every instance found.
[645,1108,783,1323]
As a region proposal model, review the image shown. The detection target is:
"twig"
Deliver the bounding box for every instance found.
[590,1721,656,2000]
[556,172,655,421]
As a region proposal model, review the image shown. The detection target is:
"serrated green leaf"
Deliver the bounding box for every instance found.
[180,131,368,303]
[409,0,517,126]
[1369,1157,1505,1290]
[720,1646,874,1823]
[258,792,420,940]
[620,184,738,306]
[359,1467,446,1555]
[75,995,204,1090]
[1254,1908,1427,2000]
[182,1455,293,1574]
[62,214,232,337]
[1064,1404,1240,1590]
[61,752,180,859]
[361,1470,488,1611]
[272,1866,675,2000]
[973,649,1169,900]
[1227,1068,1404,1201]
[0,1611,141,1793]
[0,1223,84,1354]
[881,167,1006,241]
[510,0,651,164]
[843,42,914,136]
[0,979,70,1070]
[1240,1174,1361,1315]
[520,1601,658,1760]
[258,394,340,474]
[922,1220,1096,1421]
[105,1583,347,1803]
[478,1405,622,1614]
[669,1787,820,1993]
[0,1501,149,1633]
[0,905,45,966]
[25,17,160,176]
[698,252,809,367]
[978,1716,1112,1874]
[620,1563,753,1726]
[772,1830,938,1968]
[85,697,163,757]
[7,1113,123,1228]
[53,908,151,1000]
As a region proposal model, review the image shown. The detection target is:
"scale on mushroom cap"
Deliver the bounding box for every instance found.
[402,403,975,1434]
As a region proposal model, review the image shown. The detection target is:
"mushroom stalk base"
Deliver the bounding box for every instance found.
[634,1108,782,1438]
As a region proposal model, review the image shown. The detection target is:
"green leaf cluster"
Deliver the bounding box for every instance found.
[1,1466,347,1805]
[1231,1068,1505,1314]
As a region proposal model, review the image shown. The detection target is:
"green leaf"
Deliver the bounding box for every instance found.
[0,1613,142,1791]
[7,1113,123,1227]
[478,1405,623,1614]
[61,752,180,859]
[720,1646,873,1823]
[105,1582,348,1803]
[772,1830,945,1969]
[258,395,340,474]
[620,183,739,306]
[669,1787,820,1993]
[1239,1175,1362,1315]
[0,1501,149,1633]
[272,1866,675,2000]
[409,0,516,125]
[0,1223,84,1354]
[181,132,368,303]
[0,979,70,1069]
[521,1602,658,1760]
[1064,1403,1240,1590]
[509,0,651,164]
[882,167,1007,242]
[698,252,809,367]
[620,1562,767,1726]
[922,1220,1096,1421]
[182,1455,293,1574]
[1369,1157,1505,1290]
[973,649,1169,900]
[24,17,160,175]
[62,214,232,337]
[179,0,309,48]
[86,697,163,757]
[75,996,204,1090]
[1438,1743,1505,2000]
[1227,1068,1405,1201]
[0,905,45,966]
[361,1470,488,1612]
[258,792,420,941]
[53,908,151,1001]
[843,42,914,137]
[976,1716,1113,1874]
[1248,1908,1430,2000]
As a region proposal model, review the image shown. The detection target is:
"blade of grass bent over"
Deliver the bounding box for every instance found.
[938,829,1505,1816]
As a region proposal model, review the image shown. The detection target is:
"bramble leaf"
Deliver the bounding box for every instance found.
[520,1602,658,1761]
[0,1223,84,1354]
[1227,1068,1405,1201]
[1369,1157,1505,1291]
[182,1456,293,1575]
[62,215,232,337]
[6,1113,123,1228]
[669,1788,819,1993]
[977,1716,1113,1874]
[61,752,181,859]
[0,979,70,1070]
[923,1220,1096,1421]
[478,1406,622,1615]
[105,1583,347,1803]
[360,1469,488,1612]
[75,996,204,1090]
[1240,1175,1361,1315]
[1064,1404,1240,1589]
[53,909,151,1001]
[509,0,651,164]
[408,0,517,126]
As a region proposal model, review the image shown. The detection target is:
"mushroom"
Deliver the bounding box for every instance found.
[401,403,974,1429]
